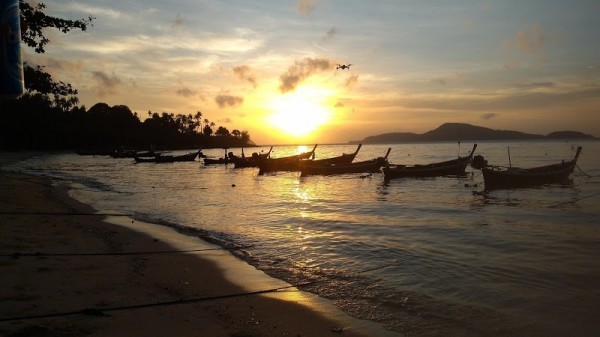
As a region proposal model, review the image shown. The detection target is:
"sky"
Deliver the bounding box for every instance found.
[27,0,600,144]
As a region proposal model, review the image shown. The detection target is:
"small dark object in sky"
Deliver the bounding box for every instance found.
[336,64,351,70]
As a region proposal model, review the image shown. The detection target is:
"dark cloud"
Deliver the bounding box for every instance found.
[322,27,337,41]
[45,58,83,73]
[298,0,318,16]
[518,81,555,89]
[215,94,243,108]
[92,71,122,96]
[232,65,257,88]
[279,57,335,93]
[430,78,447,85]
[172,13,184,28]
[481,112,498,120]
[176,88,196,97]
[345,74,358,89]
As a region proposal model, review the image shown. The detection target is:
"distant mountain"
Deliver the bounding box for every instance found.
[546,131,594,139]
[354,123,595,144]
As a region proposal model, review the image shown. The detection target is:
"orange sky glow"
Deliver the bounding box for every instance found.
[31,0,600,144]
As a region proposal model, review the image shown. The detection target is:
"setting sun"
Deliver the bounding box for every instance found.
[268,87,333,138]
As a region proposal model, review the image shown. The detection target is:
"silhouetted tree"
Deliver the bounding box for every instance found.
[241,130,251,143]
[1,3,255,151]
[194,111,203,133]
[215,126,230,137]
[19,0,94,110]
[203,124,213,136]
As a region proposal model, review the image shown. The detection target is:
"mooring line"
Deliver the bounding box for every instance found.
[0,211,131,216]
[575,164,594,177]
[0,282,313,322]
[0,258,401,322]
[548,191,600,208]
[0,248,224,258]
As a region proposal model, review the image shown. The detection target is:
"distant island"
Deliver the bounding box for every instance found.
[351,123,596,144]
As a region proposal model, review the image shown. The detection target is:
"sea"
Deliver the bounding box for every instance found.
[4,141,600,337]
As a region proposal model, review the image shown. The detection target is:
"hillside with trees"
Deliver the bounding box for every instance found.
[354,123,596,144]
[1,98,252,151]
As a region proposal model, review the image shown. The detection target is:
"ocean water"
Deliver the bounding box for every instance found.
[5,141,600,337]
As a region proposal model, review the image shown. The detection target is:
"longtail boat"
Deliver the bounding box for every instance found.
[134,149,202,163]
[232,146,273,168]
[383,144,477,180]
[303,144,362,166]
[258,145,318,174]
[301,148,391,176]
[204,148,232,165]
[472,146,582,190]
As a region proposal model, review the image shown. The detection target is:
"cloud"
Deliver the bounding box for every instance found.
[518,82,555,89]
[215,94,243,108]
[335,102,345,108]
[176,88,196,97]
[481,112,498,120]
[172,13,184,29]
[399,87,600,113]
[44,57,84,74]
[430,78,448,85]
[298,0,318,16]
[91,71,122,96]
[345,74,359,89]
[516,24,546,54]
[67,29,264,55]
[279,57,335,93]
[232,65,257,88]
[503,61,521,70]
[322,27,337,41]
[60,2,127,20]
[504,24,546,54]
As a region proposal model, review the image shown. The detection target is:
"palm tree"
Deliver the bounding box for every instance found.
[194,111,203,133]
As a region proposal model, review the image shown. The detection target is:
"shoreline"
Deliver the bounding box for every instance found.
[0,153,394,337]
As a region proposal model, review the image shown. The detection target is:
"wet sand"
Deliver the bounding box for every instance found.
[0,153,382,337]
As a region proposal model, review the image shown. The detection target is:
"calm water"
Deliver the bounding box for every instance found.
[5,141,600,337]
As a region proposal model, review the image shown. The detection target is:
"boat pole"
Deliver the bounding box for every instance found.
[507,146,512,168]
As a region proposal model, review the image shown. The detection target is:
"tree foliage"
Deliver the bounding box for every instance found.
[19,0,94,54]
[0,99,253,150]
[0,2,255,151]
[19,0,94,110]
[23,63,79,110]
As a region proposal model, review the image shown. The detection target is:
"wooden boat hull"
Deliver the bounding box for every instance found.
[301,147,390,176]
[480,146,582,190]
[134,150,200,163]
[383,161,470,179]
[258,145,317,174]
[204,158,230,165]
[232,157,258,168]
[304,144,362,166]
[301,159,385,176]
[383,144,477,180]
[232,146,273,168]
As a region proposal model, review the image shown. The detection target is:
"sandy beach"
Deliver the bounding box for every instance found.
[0,153,381,337]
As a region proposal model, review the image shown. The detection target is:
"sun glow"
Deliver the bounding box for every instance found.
[268,87,333,138]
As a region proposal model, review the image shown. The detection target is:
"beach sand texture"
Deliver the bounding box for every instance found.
[0,154,375,337]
